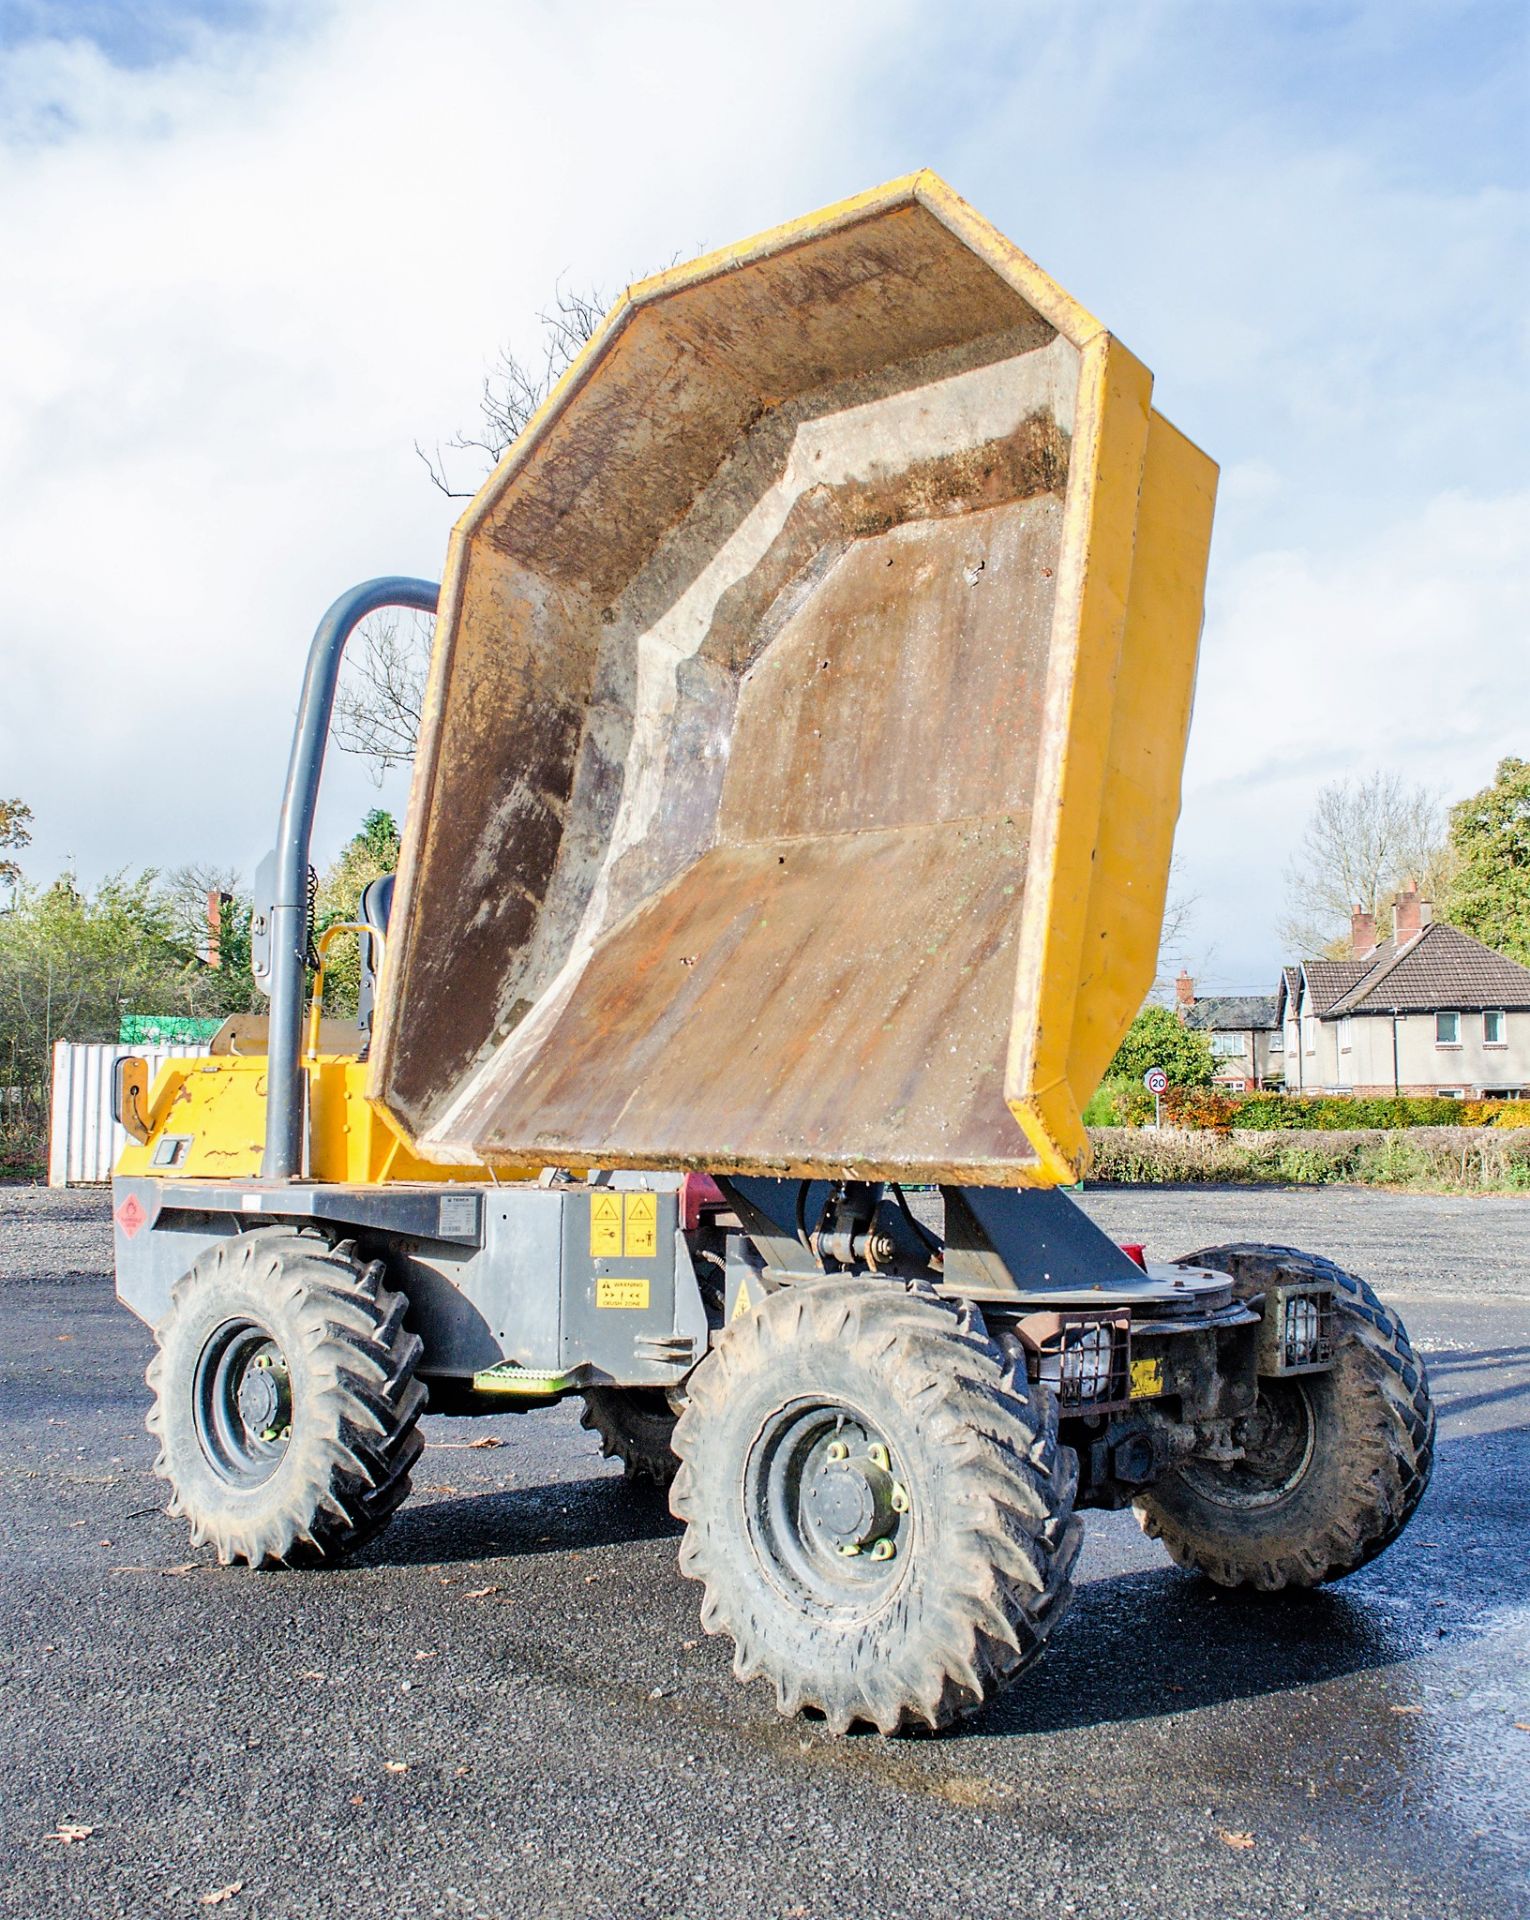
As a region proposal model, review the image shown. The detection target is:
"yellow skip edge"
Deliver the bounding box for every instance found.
[1004,334,1154,1184]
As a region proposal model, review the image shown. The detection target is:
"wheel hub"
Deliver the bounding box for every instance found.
[194,1321,294,1487]
[805,1448,897,1550]
[746,1409,913,1610]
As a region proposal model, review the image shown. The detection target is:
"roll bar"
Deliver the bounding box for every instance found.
[261,577,439,1181]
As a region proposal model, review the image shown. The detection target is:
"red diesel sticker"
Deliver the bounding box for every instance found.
[115,1193,146,1239]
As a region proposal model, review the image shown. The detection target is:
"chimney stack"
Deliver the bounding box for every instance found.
[1393,878,1422,946]
[204,888,230,970]
[1350,905,1377,960]
[1175,969,1195,1013]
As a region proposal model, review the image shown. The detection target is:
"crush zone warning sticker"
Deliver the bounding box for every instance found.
[596,1277,650,1310]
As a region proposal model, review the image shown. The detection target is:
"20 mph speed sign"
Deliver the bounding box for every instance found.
[1143,1067,1169,1095]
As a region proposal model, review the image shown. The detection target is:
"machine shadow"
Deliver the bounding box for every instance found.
[977,1424,1523,1740]
[976,1568,1415,1740]
[356,1471,682,1569]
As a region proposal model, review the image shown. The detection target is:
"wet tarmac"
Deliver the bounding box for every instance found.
[1,1187,1526,1919]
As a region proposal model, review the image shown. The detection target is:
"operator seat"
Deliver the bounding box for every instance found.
[356,874,395,1040]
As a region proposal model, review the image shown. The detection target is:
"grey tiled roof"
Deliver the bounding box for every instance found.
[1325,922,1530,1015]
[1184,994,1280,1032]
[1302,960,1373,1015]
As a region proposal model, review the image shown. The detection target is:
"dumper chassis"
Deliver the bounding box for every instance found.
[109,181,1437,1732]
[115,1134,1435,1733]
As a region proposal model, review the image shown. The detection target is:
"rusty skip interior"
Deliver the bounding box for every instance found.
[374,196,1094,1179]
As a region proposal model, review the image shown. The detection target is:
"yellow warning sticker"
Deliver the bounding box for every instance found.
[590,1192,622,1259]
[731,1275,752,1320]
[1130,1357,1164,1400]
[597,1276,650,1310]
[624,1191,657,1260]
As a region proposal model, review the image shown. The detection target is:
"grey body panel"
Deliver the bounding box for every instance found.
[111,1177,705,1387]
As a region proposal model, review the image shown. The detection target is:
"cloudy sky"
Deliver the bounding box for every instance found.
[1,0,1524,989]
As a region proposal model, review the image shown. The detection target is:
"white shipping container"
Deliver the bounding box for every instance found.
[49,1041,210,1186]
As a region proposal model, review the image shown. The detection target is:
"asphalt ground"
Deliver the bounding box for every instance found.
[1,1185,1527,1920]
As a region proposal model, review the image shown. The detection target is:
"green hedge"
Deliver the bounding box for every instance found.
[1217,1093,1529,1130]
[1087,1082,1530,1131]
[1086,1125,1530,1192]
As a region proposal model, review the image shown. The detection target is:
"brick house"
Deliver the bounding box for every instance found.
[1275,885,1530,1098]
[1175,973,1282,1091]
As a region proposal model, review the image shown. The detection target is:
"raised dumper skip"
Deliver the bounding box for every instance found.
[110,174,1434,1733]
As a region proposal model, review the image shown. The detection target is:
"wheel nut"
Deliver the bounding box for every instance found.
[260,1427,279,1442]
[890,1481,910,1514]
[837,1541,861,1556]
[825,1440,850,1463]
[255,1354,271,1370]
[867,1443,890,1471]
[869,1538,896,1561]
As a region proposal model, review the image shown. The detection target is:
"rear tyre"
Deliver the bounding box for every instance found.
[670,1275,1082,1734]
[580,1386,679,1487]
[146,1227,426,1567]
[1136,1243,1435,1590]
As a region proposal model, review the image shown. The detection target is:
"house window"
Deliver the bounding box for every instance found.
[1270,1028,1284,1052]
[1435,1011,1460,1046]
[1337,1017,1352,1053]
[1210,1033,1244,1057]
[1303,1017,1316,1055]
[1485,1009,1506,1046]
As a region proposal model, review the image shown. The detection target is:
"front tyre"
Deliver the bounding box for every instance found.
[670,1276,1082,1734]
[1136,1244,1435,1590]
[146,1227,426,1567]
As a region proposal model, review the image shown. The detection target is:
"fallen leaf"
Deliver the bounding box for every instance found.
[57,1334,73,1342]
[469,1436,504,1450]
[384,1761,408,1775]
[462,1585,501,1600]
[1513,1722,1530,1733]
[1219,1830,1255,1850]
[1389,1704,1424,1715]
[414,1650,438,1662]
[44,1823,93,1846]
[300,1670,325,1682]
[110,1563,200,1577]
[200,1885,243,1907]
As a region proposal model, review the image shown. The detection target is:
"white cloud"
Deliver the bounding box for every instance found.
[0,0,906,880]
[1180,488,1530,984]
[0,0,1523,1003]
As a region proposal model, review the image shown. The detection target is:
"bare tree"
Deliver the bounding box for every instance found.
[332,285,613,783]
[1148,858,1202,1002]
[332,612,433,779]
[416,282,608,500]
[1280,770,1451,959]
[162,862,242,960]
